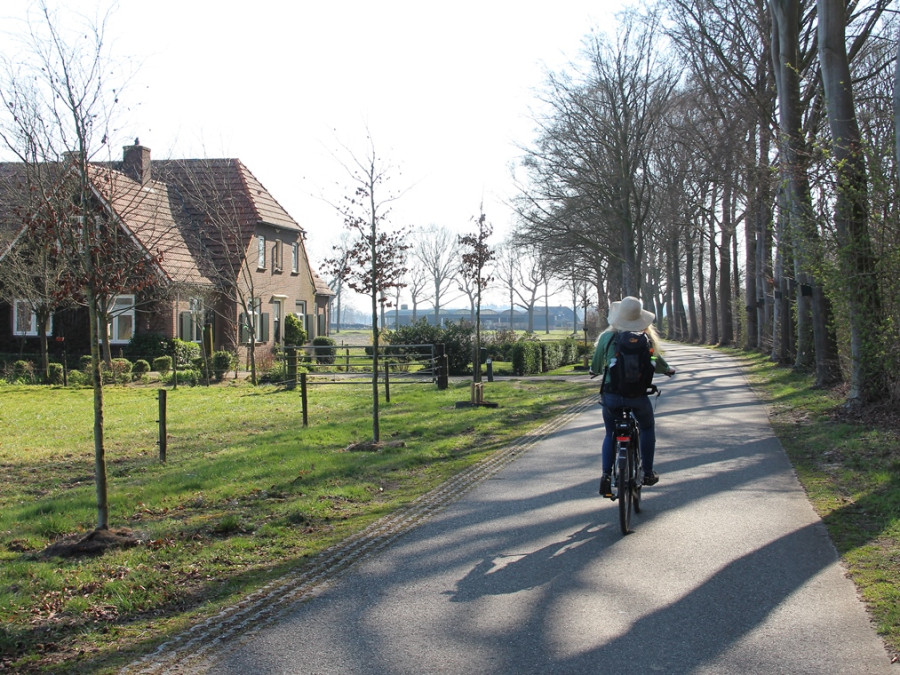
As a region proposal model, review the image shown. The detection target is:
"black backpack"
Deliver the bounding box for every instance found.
[602,331,655,398]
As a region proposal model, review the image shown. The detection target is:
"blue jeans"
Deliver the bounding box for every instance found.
[601,393,656,476]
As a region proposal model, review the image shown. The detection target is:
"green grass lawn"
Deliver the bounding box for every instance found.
[0,377,593,673]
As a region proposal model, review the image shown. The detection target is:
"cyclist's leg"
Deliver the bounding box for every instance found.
[628,395,657,477]
[600,394,623,475]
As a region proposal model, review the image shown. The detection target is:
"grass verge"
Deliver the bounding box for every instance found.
[0,377,592,673]
[721,348,900,660]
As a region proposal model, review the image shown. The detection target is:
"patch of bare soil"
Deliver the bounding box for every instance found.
[40,527,140,558]
[343,440,406,453]
[829,399,900,433]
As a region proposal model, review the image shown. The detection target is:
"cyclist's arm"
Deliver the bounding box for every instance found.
[654,353,675,376]
[590,332,612,376]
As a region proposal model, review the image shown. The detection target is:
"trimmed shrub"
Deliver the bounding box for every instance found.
[383,318,474,375]
[79,354,93,372]
[312,336,336,364]
[66,370,89,387]
[511,340,542,375]
[152,355,172,376]
[124,333,169,362]
[5,360,35,384]
[47,362,65,385]
[168,369,199,386]
[132,359,151,375]
[441,321,475,375]
[13,360,34,380]
[101,359,132,385]
[212,351,236,381]
[284,313,307,346]
[172,339,201,368]
[110,357,132,376]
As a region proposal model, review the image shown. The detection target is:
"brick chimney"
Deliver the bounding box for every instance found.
[122,139,151,184]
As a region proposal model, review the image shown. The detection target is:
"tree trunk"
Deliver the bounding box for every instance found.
[708,210,719,346]
[718,173,734,346]
[698,226,708,344]
[86,290,108,530]
[818,0,883,399]
[686,228,699,343]
[770,0,832,379]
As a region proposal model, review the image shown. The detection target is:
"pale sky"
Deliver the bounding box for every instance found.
[2,0,626,306]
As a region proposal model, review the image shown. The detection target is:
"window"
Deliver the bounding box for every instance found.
[106,295,135,344]
[257,235,266,269]
[12,300,51,337]
[178,298,205,342]
[291,242,299,274]
[239,298,269,344]
[295,300,310,338]
[272,299,282,343]
[273,239,283,271]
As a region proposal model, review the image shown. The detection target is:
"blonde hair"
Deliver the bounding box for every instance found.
[598,322,665,355]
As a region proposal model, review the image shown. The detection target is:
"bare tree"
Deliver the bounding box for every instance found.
[459,208,494,384]
[412,224,461,325]
[0,2,166,530]
[404,255,429,323]
[495,240,547,332]
[327,231,352,333]
[325,133,408,442]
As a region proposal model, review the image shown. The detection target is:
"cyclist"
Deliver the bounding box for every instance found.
[589,296,675,498]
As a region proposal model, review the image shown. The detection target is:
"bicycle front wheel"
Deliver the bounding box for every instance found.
[617,442,632,535]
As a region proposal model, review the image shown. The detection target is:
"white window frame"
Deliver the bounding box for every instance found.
[106,295,135,344]
[241,297,267,344]
[273,239,283,272]
[257,235,266,269]
[272,298,283,343]
[12,300,51,337]
[181,297,205,343]
[291,242,299,273]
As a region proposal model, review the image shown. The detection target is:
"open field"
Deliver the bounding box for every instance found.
[0,376,594,673]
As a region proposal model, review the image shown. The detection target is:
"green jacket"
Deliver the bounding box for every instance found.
[590,330,671,388]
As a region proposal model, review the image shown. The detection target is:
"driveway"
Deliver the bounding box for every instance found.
[127,343,896,674]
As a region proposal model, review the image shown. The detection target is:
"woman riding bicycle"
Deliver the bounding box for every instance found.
[590,297,675,498]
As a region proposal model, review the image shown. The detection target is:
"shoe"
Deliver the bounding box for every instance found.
[599,473,612,497]
[642,472,659,486]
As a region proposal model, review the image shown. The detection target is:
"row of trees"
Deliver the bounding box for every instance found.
[512,0,898,405]
[329,221,580,334]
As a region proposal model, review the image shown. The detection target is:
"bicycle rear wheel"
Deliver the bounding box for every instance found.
[632,438,642,515]
[617,442,632,534]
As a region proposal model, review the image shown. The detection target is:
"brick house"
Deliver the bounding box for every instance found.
[0,142,333,361]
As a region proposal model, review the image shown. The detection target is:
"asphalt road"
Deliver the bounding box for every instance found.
[130,343,897,674]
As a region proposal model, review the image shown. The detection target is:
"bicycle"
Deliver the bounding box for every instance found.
[610,405,643,535]
[591,370,673,535]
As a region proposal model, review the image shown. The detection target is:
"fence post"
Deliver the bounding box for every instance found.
[157,388,167,463]
[436,343,448,390]
[286,347,297,389]
[384,354,390,403]
[300,372,308,427]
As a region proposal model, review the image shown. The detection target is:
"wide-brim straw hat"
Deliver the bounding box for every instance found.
[608,296,655,331]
